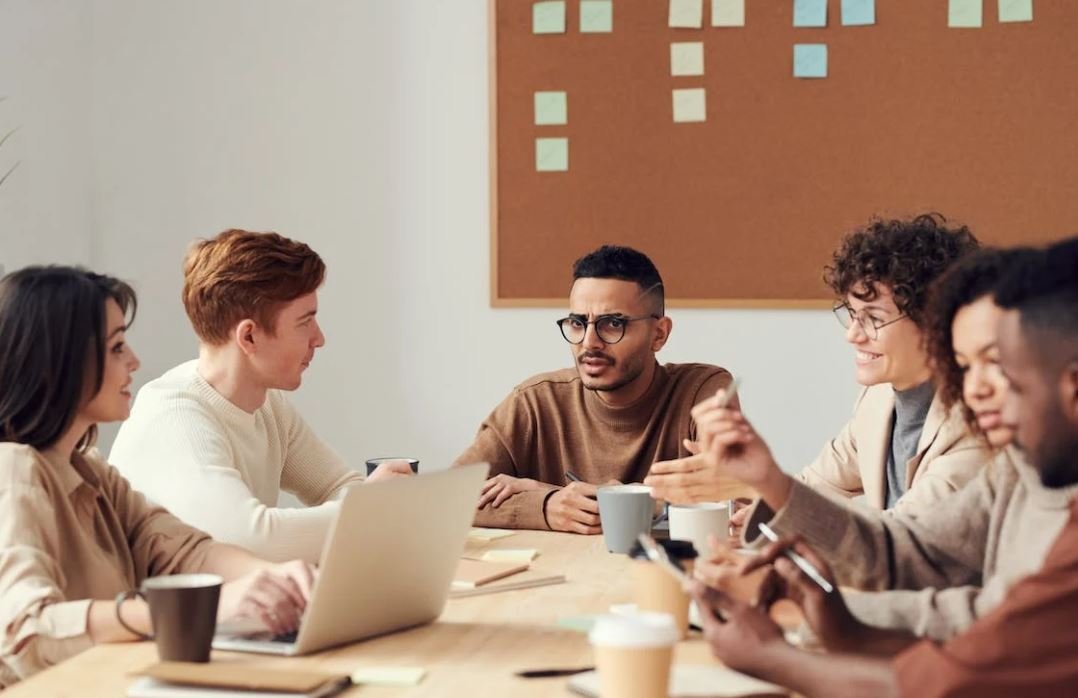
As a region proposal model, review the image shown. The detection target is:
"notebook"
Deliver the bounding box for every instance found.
[452,558,529,589]
[448,567,565,598]
[127,663,351,698]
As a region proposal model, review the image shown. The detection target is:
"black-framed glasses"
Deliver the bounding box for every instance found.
[832,302,907,340]
[555,313,660,345]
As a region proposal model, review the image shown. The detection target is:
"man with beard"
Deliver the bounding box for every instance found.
[453,245,734,533]
[690,236,1078,697]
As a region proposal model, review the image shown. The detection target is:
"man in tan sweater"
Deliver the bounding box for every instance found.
[453,245,733,533]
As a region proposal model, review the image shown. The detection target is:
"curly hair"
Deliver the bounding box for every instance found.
[824,214,979,328]
[923,248,1033,435]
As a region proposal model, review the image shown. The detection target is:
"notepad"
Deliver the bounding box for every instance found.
[468,527,516,541]
[449,567,566,598]
[129,663,351,698]
[350,667,426,687]
[452,558,529,589]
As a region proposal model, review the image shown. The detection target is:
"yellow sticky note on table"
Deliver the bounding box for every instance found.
[533,0,566,34]
[672,88,706,123]
[670,42,704,77]
[998,0,1032,22]
[534,91,567,126]
[580,0,613,32]
[482,549,540,562]
[669,0,703,28]
[535,138,568,172]
[711,0,745,26]
[351,667,426,686]
[949,0,982,27]
[468,527,516,541]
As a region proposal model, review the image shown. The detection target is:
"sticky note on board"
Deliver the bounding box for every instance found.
[534,91,568,125]
[948,0,983,27]
[672,88,707,123]
[669,0,704,28]
[998,0,1032,22]
[793,0,827,27]
[841,0,876,26]
[793,44,828,78]
[482,549,540,562]
[580,0,613,32]
[468,528,516,541]
[670,42,705,76]
[535,138,568,172]
[711,0,745,26]
[533,1,566,34]
[351,667,427,686]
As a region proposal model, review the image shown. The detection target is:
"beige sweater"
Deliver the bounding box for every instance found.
[110,360,363,563]
[452,362,731,530]
[746,446,1078,640]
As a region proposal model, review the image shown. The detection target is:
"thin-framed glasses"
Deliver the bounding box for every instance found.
[555,313,660,345]
[832,302,907,340]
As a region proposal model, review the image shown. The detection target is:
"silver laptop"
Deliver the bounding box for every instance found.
[212,462,488,656]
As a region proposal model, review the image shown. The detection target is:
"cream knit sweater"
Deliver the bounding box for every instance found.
[109,360,363,563]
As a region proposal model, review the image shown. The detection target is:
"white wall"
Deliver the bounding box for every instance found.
[18,1,859,477]
[0,0,93,272]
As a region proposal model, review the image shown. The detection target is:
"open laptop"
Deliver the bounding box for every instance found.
[212,462,488,656]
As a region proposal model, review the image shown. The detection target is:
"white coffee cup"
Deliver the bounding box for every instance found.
[589,612,679,698]
[668,501,731,557]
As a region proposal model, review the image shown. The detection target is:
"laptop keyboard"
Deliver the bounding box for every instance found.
[271,630,299,643]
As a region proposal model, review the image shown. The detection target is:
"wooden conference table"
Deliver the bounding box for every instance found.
[7,530,796,697]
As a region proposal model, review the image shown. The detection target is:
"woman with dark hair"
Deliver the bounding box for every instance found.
[0,266,313,687]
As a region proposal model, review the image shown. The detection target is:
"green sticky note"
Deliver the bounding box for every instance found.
[534,91,567,126]
[793,0,827,27]
[998,0,1032,22]
[533,0,566,34]
[536,137,569,172]
[793,44,828,78]
[949,0,982,27]
[580,0,613,32]
[670,42,705,77]
[669,0,704,28]
[672,88,706,123]
[711,0,745,27]
[558,615,598,633]
[841,0,875,26]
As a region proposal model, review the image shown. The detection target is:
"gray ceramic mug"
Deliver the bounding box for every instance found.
[597,485,655,554]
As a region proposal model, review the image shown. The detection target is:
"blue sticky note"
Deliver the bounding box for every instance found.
[533,1,566,34]
[793,0,827,27]
[793,44,828,78]
[841,0,875,26]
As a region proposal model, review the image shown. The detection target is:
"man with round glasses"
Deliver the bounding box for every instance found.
[648,214,991,520]
[453,245,733,533]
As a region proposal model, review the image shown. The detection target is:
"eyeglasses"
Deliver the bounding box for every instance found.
[555,313,660,345]
[832,302,907,340]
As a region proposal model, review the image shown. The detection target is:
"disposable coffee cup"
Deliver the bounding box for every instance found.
[365,457,420,477]
[115,574,222,662]
[668,501,731,556]
[597,485,655,554]
[589,612,679,698]
[630,540,698,638]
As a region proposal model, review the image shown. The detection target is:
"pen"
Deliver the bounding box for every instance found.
[757,521,834,594]
[715,376,741,409]
[565,470,583,484]
[516,666,593,678]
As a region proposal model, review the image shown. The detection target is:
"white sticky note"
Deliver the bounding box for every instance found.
[468,528,516,541]
[998,0,1032,22]
[533,0,566,34]
[670,42,705,76]
[534,91,567,126]
[482,549,540,562]
[711,0,745,26]
[672,88,707,123]
[580,0,613,32]
[535,138,568,172]
[669,0,704,28]
[949,0,983,27]
[351,667,427,686]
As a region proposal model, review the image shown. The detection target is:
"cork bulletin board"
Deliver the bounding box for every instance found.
[489,0,1078,307]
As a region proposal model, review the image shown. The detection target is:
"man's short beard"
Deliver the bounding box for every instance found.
[1036,419,1078,489]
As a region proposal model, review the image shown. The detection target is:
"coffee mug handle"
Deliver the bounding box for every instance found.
[114,590,154,640]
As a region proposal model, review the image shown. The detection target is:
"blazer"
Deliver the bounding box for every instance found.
[798,383,992,517]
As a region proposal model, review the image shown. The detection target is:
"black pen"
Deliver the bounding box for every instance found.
[516,666,593,678]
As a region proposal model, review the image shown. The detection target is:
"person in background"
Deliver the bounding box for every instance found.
[110,230,413,564]
[0,266,313,688]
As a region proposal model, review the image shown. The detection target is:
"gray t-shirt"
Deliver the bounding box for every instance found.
[885,380,936,508]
